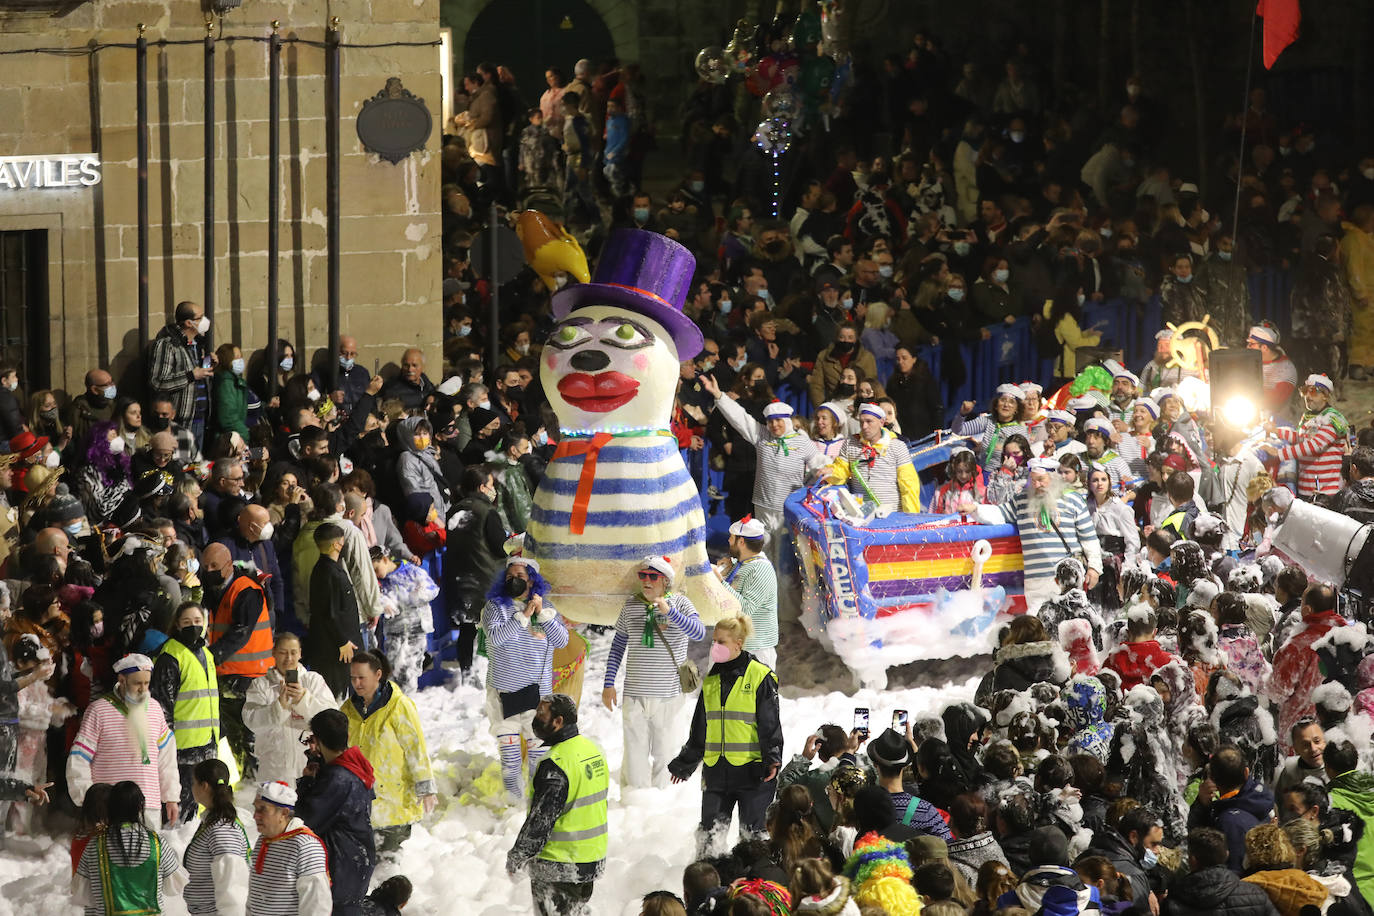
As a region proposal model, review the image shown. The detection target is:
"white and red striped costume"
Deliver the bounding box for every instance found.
[1273,407,1348,497]
[67,694,180,814]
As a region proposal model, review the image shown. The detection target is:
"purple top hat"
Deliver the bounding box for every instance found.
[551,229,704,358]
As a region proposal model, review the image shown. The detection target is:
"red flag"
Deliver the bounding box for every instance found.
[1256,0,1301,69]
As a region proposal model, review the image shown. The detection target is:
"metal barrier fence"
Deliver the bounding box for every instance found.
[770,267,1294,424]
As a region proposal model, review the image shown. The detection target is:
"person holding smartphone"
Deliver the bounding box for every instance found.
[242,632,337,784]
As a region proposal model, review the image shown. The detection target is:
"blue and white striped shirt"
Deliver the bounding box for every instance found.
[994,489,1103,581]
[604,593,705,698]
[482,596,570,694]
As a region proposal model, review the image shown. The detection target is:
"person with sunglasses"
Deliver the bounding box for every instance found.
[602,557,705,789]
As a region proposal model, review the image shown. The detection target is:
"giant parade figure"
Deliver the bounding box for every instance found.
[527,229,739,625]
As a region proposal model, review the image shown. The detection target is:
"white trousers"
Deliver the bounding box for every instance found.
[621,694,681,789]
[1023,577,1060,616]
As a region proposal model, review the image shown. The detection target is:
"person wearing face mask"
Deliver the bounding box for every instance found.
[808,322,878,408]
[67,652,182,823]
[200,541,272,776]
[150,602,220,824]
[668,613,782,855]
[68,368,119,446]
[1159,253,1205,329]
[211,341,251,440]
[481,556,568,800]
[1194,236,1252,348]
[395,416,452,525]
[506,693,609,913]
[218,502,288,623]
[0,365,24,451]
[77,421,136,526]
[148,300,215,451]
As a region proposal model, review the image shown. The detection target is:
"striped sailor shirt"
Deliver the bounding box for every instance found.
[951,414,1030,466]
[605,592,705,698]
[992,489,1103,581]
[713,394,818,518]
[727,555,779,651]
[482,596,570,695]
[183,818,250,915]
[246,821,330,916]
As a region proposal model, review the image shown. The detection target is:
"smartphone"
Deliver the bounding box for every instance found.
[892,709,909,732]
[853,707,870,741]
[374,358,380,376]
[285,669,299,685]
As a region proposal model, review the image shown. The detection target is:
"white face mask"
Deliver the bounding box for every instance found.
[554,275,568,289]
[306,388,321,402]
[258,521,275,542]
[44,450,61,469]
[195,316,211,335]
[108,437,126,454]
[3,379,16,392]
[478,399,491,410]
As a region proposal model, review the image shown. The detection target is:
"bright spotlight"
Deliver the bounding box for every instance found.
[1221,395,1257,429]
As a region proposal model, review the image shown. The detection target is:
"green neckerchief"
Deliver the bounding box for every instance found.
[769,432,799,456]
[102,692,149,765]
[639,592,672,648]
[560,428,672,440]
[1304,406,1348,438]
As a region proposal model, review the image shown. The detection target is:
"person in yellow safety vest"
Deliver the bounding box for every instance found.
[506,693,608,916]
[151,602,220,825]
[668,614,783,857]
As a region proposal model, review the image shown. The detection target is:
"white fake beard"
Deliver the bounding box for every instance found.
[1027,480,1066,520]
[120,688,150,758]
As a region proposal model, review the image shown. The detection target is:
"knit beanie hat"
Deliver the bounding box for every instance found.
[44,489,85,526]
[726,878,791,916]
[854,875,921,916]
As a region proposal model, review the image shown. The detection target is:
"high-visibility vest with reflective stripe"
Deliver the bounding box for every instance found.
[158,638,221,749]
[1161,508,1187,537]
[702,659,773,767]
[537,734,609,866]
[208,575,274,677]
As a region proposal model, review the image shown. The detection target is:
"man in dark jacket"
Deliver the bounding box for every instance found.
[999,827,1102,916]
[1187,745,1277,874]
[506,694,608,916]
[216,502,286,620]
[446,467,505,675]
[298,708,377,916]
[1163,827,1279,916]
[1330,448,1374,524]
[1080,804,1158,905]
[381,348,435,412]
[306,523,363,697]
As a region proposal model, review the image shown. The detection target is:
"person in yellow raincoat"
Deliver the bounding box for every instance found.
[827,403,921,513]
[1340,206,1374,378]
[342,650,436,855]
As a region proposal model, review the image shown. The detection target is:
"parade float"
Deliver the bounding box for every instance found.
[786,435,1026,687]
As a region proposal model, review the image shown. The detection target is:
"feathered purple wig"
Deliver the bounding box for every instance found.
[85,420,132,488]
[485,564,551,604]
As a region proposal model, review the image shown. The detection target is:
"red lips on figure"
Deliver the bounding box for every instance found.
[557,371,640,412]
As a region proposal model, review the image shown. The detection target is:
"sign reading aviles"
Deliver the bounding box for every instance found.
[0,154,101,190]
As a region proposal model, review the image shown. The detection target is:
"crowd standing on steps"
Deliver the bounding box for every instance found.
[6,5,1374,913]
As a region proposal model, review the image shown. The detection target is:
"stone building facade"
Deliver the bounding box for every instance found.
[0,0,442,395]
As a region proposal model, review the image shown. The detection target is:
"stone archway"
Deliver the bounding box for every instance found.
[441,0,639,78]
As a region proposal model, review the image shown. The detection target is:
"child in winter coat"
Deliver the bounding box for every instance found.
[789,857,860,915]
[517,108,558,191]
[1215,593,1272,698]
[1105,606,1181,690]
[371,548,439,694]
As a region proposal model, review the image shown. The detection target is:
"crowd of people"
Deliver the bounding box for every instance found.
[0,9,1373,916]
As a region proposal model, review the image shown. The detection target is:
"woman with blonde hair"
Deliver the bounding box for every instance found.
[860,302,899,375]
[668,614,783,856]
[1242,823,1330,916]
